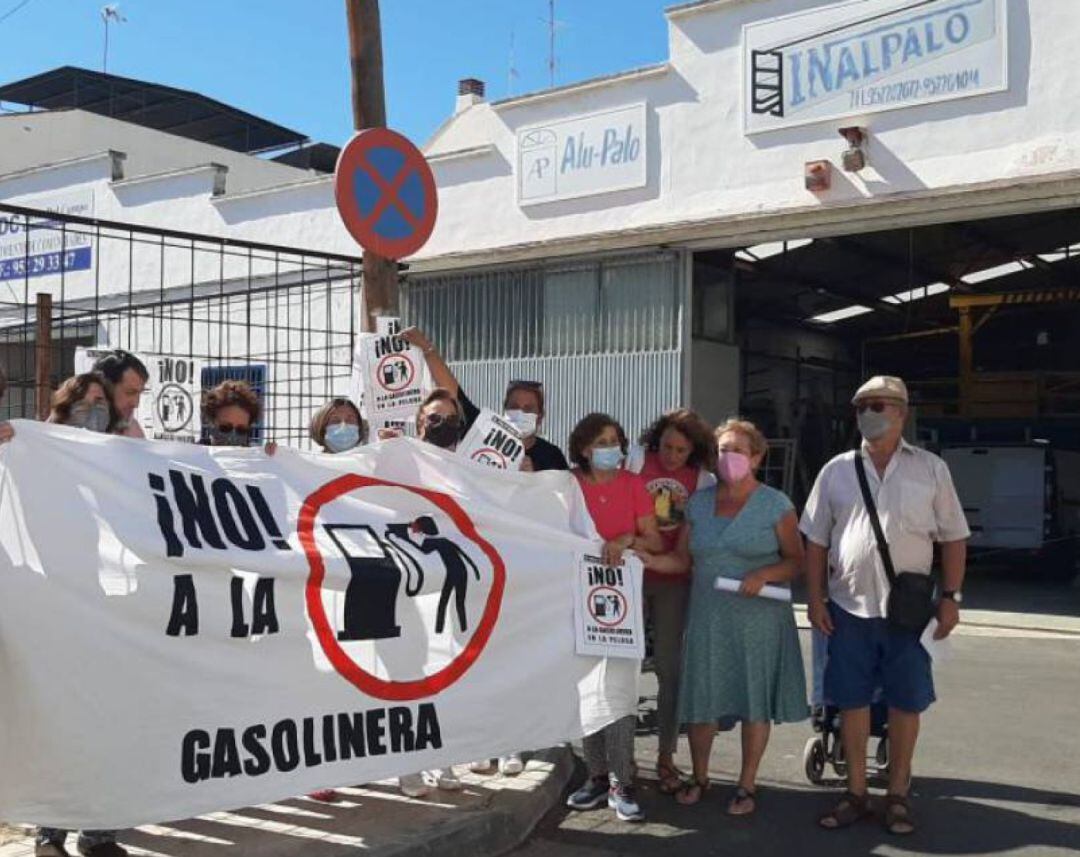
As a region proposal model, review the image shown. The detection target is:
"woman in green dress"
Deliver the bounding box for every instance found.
[639,418,807,815]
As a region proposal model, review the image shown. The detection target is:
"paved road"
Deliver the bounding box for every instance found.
[518,627,1080,857]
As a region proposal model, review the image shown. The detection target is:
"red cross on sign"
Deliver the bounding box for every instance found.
[334,128,439,260]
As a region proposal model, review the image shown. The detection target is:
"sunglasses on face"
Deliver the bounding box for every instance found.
[215,423,252,436]
[855,401,895,414]
[422,412,459,427]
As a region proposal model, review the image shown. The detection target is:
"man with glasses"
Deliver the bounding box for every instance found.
[400,328,568,472]
[800,376,969,836]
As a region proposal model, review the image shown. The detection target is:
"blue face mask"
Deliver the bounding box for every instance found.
[325,421,361,453]
[591,445,624,471]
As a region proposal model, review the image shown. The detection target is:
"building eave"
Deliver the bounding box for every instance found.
[0,149,126,185]
[410,170,1080,273]
[427,144,500,165]
[665,0,753,19]
[492,63,671,112]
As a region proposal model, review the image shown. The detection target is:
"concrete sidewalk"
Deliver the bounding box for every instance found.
[792,603,1080,636]
[0,749,573,857]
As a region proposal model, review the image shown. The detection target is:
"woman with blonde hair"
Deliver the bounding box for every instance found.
[639,418,807,814]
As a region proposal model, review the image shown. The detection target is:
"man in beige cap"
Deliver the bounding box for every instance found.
[800,375,969,836]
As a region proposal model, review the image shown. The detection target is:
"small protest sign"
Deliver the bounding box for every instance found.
[573,553,644,659]
[457,409,525,471]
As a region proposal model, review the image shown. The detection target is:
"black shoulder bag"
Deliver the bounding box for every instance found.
[854,455,936,634]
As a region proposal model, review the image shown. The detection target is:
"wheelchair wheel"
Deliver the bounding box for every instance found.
[803,736,826,785]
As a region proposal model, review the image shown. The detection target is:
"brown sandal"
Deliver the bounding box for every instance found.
[818,791,871,829]
[656,760,684,795]
[675,776,710,806]
[883,794,916,835]
[726,786,757,816]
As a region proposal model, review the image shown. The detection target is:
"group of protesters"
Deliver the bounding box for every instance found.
[0,323,970,852]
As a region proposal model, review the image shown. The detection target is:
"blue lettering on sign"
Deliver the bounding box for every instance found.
[0,246,92,282]
[559,124,640,176]
[782,1,985,115]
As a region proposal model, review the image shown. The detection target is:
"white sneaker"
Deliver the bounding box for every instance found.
[426,767,463,790]
[498,753,524,775]
[398,772,431,798]
[468,759,495,773]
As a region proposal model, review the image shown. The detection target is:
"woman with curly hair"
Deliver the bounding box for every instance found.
[202,379,262,447]
[627,408,717,794]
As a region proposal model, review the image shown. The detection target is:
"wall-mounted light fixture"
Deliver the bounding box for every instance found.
[805,159,832,192]
[839,126,868,172]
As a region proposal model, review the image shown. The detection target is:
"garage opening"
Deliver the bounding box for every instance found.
[691,206,1080,591]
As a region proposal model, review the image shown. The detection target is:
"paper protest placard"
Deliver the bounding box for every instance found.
[376,316,401,336]
[457,408,526,471]
[75,347,203,442]
[351,330,427,422]
[573,553,645,659]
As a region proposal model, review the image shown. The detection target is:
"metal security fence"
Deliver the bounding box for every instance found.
[401,251,686,447]
[0,203,361,447]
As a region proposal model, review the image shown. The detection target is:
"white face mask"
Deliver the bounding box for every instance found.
[857,409,894,441]
[504,409,538,437]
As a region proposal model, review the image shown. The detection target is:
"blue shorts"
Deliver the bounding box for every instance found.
[824,602,935,714]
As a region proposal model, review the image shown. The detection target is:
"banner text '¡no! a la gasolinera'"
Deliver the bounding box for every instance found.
[0,422,639,829]
[744,0,1008,134]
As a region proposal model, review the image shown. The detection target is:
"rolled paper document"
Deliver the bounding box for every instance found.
[714,576,792,602]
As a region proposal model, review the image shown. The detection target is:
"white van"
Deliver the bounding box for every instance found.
[941,443,1080,579]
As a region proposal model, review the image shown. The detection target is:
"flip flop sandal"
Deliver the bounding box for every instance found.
[656,761,684,795]
[675,777,710,806]
[819,791,872,830]
[726,786,757,816]
[884,794,916,835]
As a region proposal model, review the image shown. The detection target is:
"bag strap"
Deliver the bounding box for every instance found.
[854,454,898,587]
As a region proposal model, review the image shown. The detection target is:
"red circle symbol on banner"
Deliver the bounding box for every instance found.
[299,474,505,701]
[334,128,438,260]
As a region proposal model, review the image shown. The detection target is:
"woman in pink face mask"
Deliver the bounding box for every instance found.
[639,419,807,815]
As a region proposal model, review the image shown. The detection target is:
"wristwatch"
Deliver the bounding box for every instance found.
[941,590,963,604]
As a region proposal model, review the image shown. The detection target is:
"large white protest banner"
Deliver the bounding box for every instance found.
[0,422,638,829]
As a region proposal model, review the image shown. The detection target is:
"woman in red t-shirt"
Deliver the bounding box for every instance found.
[566,413,662,823]
[628,409,716,794]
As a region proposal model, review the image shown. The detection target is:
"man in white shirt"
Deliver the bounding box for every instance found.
[801,376,969,836]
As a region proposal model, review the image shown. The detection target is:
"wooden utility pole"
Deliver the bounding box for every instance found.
[346,0,399,332]
[34,292,53,420]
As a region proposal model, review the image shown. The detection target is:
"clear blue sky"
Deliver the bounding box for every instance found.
[0,0,675,148]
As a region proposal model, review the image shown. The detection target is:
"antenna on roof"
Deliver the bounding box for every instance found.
[101,4,127,74]
[547,0,556,87]
[508,29,520,96]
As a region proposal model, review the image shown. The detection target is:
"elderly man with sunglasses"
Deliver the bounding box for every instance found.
[800,376,969,837]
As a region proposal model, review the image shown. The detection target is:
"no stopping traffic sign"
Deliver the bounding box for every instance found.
[334,128,438,260]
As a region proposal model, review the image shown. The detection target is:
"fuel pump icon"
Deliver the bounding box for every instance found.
[324,524,424,641]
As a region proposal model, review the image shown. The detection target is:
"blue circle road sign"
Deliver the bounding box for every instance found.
[334,128,438,260]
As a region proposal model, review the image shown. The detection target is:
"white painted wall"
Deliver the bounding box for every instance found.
[419,0,1077,261]
[3,1,1075,274]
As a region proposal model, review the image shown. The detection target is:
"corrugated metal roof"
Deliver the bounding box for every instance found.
[0,66,307,155]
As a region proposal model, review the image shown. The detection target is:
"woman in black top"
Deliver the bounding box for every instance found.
[400,327,568,472]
